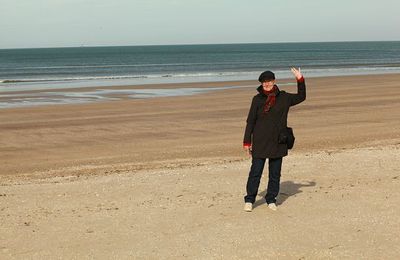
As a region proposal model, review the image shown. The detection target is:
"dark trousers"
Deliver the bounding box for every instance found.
[244,157,283,204]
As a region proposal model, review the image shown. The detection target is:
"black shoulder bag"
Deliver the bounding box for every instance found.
[278,127,295,149]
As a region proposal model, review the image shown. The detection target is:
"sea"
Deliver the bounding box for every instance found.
[1,41,400,108]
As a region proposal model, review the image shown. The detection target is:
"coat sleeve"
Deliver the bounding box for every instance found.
[287,77,306,106]
[243,96,258,146]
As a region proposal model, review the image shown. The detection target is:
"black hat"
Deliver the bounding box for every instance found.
[258,71,275,82]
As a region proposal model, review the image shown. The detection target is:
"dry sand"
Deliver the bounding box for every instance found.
[1,74,400,259]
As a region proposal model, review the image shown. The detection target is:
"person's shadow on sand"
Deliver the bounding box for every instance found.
[253,181,316,209]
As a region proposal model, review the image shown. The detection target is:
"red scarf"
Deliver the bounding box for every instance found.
[262,85,278,113]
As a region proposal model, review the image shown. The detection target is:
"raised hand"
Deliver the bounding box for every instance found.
[291,67,303,81]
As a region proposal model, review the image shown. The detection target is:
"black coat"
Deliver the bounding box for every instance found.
[243,79,306,158]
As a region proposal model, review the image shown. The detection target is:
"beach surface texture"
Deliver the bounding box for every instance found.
[1,74,400,259]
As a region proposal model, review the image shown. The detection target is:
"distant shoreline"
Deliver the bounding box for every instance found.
[2,41,400,93]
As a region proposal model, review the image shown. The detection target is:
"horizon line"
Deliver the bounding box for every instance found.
[1,40,400,51]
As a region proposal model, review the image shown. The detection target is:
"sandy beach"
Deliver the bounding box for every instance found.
[1,74,400,259]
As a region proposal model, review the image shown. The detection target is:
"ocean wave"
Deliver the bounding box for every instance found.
[0,61,266,71]
[1,66,400,85]
[0,75,149,84]
[0,71,259,84]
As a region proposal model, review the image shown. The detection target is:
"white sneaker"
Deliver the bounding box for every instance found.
[268,203,277,211]
[244,202,253,212]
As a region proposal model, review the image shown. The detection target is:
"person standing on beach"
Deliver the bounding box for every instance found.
[243,68,306,212]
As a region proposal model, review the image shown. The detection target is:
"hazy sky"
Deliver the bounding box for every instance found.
[1,0,399,49]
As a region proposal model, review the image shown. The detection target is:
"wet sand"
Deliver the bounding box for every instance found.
[1,74,400,180]
[1,74,400,258]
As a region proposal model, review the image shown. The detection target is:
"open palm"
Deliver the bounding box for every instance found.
[291,67,303,80]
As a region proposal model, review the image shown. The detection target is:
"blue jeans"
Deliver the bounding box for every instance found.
[244,157,283,204]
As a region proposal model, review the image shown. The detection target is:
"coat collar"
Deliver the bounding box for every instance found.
[257,85,280,97]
